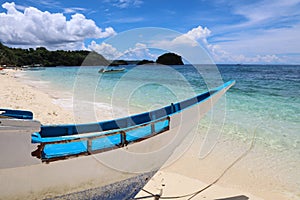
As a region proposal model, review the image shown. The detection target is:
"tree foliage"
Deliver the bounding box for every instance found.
[0,43,108,67]
[0,43,184,67]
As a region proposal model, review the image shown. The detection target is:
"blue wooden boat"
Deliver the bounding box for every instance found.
[0,108,33,119]
[0,109,40,133]
[0,80,235,200]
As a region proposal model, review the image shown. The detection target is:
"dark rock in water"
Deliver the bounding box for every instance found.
[156,53,184,65]
[136,59,155,65]
[109,60,128,66]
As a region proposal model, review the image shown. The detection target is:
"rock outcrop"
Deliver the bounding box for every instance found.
[156,53,184,65]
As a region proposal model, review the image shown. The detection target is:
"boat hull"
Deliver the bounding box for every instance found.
[0,149,156,199]
[0,81,235,199]
[51,171,156,200]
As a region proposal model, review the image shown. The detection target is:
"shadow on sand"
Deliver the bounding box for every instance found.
[215,195,249,200]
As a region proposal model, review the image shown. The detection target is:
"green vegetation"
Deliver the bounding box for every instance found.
[108,60,128,66]
[0,43,105,67]
[0,43,184,67]
[136,59,155,65]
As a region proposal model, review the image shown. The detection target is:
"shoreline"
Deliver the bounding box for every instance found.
[0,69,75,124]
[1,69,298,199]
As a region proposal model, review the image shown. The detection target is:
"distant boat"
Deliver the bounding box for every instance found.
[0,80,235,199]
[21,64,45,71]
[98,67,125,73]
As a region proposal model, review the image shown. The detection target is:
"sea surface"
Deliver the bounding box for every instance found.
[20,64,300,196]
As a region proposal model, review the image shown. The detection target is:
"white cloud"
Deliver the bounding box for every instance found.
[88,41,122,60]
[254,55,281,63]
[232,0,300,29]
[208,0,300,63]
[0,2,116,50]
[63,7,87,14]
[106,0,143,8]
[87,25,286,64]
[183,26,211,45]
[155,26,211,48]
[208,44,282,64]
[152,25,285,64]
[30,0,61,10]
[177,26,286,63]
[87,41,157,60]
[122,43,156,60]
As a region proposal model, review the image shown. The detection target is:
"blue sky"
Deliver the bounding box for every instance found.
[0,0,300,64]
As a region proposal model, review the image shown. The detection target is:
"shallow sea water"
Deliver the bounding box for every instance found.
[21,64,300,197]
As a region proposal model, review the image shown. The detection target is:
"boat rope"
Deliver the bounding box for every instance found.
[134,120,262,200]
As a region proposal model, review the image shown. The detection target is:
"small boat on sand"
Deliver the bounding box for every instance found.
[98,67,125,73]
[0,80,235,199]
[0,108,34,119]
[0,109,41,133]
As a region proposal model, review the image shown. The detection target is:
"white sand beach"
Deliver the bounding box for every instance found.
[0,69,297,200]
[0,69,74,124]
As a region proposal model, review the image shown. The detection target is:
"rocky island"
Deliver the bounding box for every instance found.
[136,59,155,65]
[108,60,128,66]
[156,53,184,65]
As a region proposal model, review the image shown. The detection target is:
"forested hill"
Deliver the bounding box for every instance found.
[0,43,109,67]
[0,43,184,67]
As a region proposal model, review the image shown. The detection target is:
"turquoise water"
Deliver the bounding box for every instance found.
[22,65,300,147]
[22,64,300,193]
